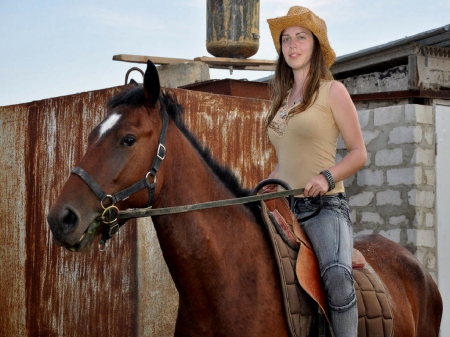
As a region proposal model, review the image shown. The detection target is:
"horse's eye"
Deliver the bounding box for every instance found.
[121,135,136,147]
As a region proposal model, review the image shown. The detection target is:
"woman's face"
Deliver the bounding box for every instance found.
[281,26,314,72]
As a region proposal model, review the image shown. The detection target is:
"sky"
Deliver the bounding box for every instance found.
[1,0,449,107]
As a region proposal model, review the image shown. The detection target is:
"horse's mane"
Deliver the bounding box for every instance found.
[107,86,252,201]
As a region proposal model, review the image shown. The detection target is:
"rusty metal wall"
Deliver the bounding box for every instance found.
[1,89,138,337]
[0,86,275,336]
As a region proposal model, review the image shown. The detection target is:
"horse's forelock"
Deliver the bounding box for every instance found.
[107,86,145,109]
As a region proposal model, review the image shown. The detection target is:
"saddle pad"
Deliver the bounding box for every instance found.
[261,201,316,337]
[354,265,394,337]
[261,197,394,337]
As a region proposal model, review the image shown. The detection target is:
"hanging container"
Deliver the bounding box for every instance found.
[206,0,260,59]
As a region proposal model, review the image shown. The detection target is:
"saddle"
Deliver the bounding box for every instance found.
[260,197,393,337]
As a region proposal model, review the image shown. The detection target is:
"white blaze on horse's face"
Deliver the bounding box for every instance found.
[97,113,121,141]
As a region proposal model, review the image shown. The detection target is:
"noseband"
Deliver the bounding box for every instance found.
[71,110,169,246]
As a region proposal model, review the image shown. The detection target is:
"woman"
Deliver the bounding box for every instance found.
[264,6,367,337]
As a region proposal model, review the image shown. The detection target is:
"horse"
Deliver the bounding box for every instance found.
[47,60,442,336]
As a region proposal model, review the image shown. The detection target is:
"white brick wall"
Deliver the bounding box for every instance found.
[342,104,437,274]
[389,126,423,144]
[375,148,402,166]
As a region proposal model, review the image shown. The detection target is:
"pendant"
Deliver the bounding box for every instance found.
[280,111,287,118]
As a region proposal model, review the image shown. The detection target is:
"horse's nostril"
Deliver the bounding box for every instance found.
[61,207,79,233]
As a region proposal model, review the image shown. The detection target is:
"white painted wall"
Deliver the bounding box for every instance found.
[435,103,450,337]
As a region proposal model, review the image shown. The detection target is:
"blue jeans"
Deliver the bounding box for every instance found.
[293,193,357,337]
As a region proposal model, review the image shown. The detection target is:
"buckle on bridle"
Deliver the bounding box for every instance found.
[157,143,166,161]
[101,195,114,210]
[101,205,119,224]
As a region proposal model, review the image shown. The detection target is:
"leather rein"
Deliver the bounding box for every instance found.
[70,110,322,246]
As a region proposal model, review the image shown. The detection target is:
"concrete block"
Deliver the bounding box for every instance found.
[417,55,450,90]
[348,191,374,207]
[357,169,384,186]
[407,189,435,208]
[424,130,434,145]
[388,215,408,225]
[344,174,355,187]
[350,209,356,224]
[413,209,424,228]
[157,61,210,88]
[416,247,436,269]
[411,148,434,166]
[341,65,409,95]
[425,168,436,186]
[362,130,381,146]
[405,104,433,124]
[376,189,402,206]
[375,148,402,166]
[379,228,402,243]
[337,135,345,150]
[357,109,371,128]
[407,229,436,248]
[389,126,423,144]
[361,212,383,224]
[374,106,402,126]
[387,167,422,185]
[425,212,434,228]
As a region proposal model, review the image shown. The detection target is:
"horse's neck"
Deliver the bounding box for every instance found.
[152,127,276,315]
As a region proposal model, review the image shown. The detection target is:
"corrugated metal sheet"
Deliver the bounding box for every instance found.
[2,89,138,337]
[0,85,275,336]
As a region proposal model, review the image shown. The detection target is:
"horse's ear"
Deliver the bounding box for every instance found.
[143,60,160,107]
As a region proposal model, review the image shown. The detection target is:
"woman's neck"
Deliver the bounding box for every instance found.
[288,69,309,106]
[291,68,309,96]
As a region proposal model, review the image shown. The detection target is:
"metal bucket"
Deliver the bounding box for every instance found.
[206,0,260,59]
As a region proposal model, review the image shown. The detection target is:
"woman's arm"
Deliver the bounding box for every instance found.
[304,81,367,197]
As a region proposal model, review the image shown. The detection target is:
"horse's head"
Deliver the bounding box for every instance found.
[47,60,167,251]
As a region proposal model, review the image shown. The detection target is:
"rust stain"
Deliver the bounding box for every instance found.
[1,83,275,337]
[174,87,276,189]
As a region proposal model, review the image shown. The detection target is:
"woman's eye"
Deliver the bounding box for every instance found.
[282,37,290,43]
[121,135,136,147]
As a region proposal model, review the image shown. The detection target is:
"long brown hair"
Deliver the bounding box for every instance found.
[265,34,333,128]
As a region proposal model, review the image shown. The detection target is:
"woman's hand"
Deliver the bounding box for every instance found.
[261,164,280,194]
[304,174,329,197]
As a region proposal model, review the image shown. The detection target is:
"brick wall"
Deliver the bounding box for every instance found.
[338,104,437,279]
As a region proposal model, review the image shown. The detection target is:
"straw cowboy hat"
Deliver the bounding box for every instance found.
[267,6,336,68]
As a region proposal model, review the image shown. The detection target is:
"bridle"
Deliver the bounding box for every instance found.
[71,110,169,246]
[68,107,324,251]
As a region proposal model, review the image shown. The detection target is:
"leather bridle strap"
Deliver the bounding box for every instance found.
[71,110,169,208]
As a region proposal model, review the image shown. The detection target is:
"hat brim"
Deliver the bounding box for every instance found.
[267,13,336,68]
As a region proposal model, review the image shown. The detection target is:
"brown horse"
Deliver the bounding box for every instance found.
[47,60,442,336]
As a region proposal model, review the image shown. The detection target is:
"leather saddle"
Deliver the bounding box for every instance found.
[264,197,366,319]
[261,197,393,337]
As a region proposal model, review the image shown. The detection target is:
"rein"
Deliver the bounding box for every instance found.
[71,107,323,248]
[115,180,322,222]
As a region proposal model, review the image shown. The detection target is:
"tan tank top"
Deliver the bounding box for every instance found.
[268,80,344,197]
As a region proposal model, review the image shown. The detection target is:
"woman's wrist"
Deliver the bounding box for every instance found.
[320,169,335,191]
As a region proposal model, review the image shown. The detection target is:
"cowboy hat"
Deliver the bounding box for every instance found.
[267,6,336,68]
